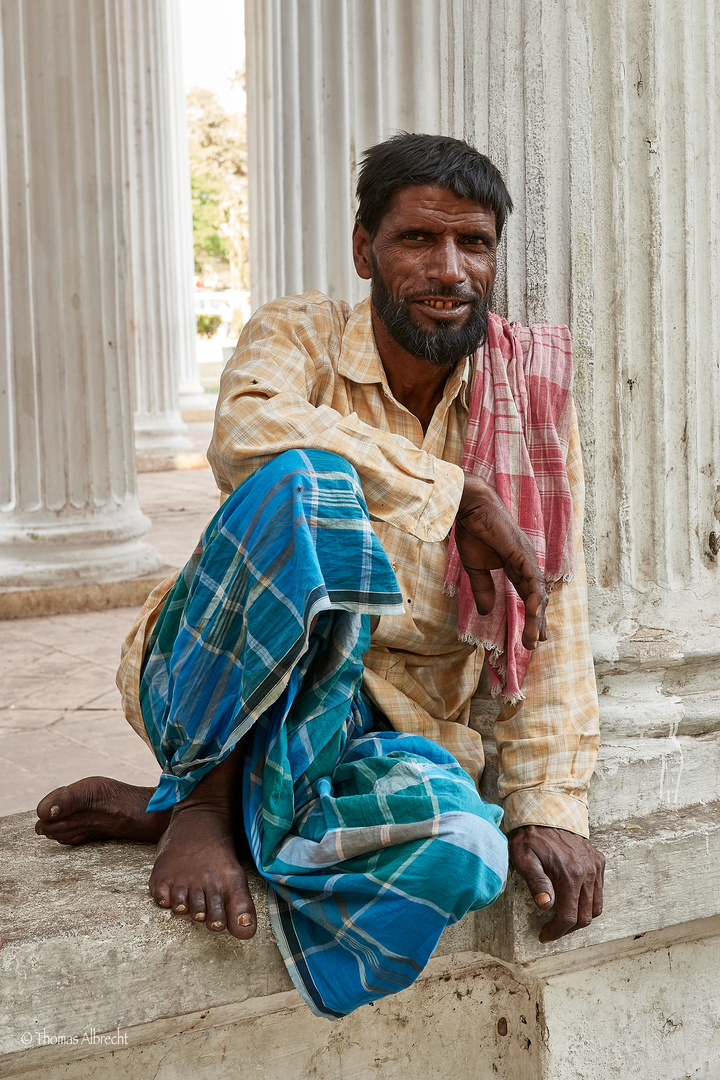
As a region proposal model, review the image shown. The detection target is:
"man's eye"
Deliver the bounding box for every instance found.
[404,232,428,242]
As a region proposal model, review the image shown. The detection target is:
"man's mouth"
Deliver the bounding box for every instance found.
[418,298,466,310]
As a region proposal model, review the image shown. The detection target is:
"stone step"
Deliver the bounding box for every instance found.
[473,698,720,826]
[589,734,720,824]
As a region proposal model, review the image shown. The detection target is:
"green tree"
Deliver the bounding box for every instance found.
[187,80,248,287]
[191,174,230,273]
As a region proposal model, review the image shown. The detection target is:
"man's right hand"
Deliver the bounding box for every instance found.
[454,473,548,650]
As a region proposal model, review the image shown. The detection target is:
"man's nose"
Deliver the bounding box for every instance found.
[426,240,465,285]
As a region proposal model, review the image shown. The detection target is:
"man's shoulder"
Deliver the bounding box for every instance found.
[250,290,354,334]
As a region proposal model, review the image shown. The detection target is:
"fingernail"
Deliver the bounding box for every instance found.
[50,805,59,818]
[194,912,206,922]
[535,892,552,907]
[237,913,253,927]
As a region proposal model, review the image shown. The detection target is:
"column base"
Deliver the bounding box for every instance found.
[134,412,196,471]
[0,564,176,619]
[0,505,166,593]
[179,377,216,421]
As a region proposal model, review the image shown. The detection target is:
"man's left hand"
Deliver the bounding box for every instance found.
[509,825,605,943]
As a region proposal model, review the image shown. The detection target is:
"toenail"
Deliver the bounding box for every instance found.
[194,912,206,921]
[157,898,170,907]
[210,921,223,929]
[175,904,187,913]
[237,913,253,927]
[50,805,59,818]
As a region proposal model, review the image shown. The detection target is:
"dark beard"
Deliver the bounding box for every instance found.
[369,254,490,369]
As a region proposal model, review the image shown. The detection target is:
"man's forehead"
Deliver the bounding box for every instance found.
[381,184,496,230]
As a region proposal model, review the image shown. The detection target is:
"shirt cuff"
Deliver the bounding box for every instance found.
[501,788,590,839]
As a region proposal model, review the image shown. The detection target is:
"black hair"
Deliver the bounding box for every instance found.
[355,132,513,241]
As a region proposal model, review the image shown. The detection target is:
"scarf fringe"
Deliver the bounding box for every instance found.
[457,631,503,660]
[546,572,574,594]
[494,687,526,706]
[457,630,527,705]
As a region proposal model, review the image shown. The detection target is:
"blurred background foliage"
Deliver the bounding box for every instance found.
[187,71,249,289]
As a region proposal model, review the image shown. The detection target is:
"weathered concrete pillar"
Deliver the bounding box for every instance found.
[244,2,720,1074]
[120,0,198,469]
[0,0,164,593]
[245,0,442,310]
[440,0,720,823]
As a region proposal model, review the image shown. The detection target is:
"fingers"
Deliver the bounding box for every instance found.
[461,564,496,616]
[539,881,594,943]
[509,843,555,910]
[510,826,605,943]
[502,552,548,651]
[455,491,548,649]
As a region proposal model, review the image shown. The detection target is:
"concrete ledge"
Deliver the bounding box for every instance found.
[3,803,720,1029]
[484,801,720,963]
[2,805,720,1078]
[0,568,177,620]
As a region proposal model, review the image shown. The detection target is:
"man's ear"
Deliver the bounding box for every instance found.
[352,222,372,280]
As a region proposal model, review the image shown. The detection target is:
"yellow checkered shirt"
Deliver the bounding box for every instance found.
[118,291,599,837]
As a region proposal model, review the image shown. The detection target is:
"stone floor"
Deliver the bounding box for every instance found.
[0,424,221,818]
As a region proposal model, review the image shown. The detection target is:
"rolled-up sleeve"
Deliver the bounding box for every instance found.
[494,407,600,838]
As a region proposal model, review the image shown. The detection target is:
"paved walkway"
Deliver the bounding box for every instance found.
[0,425,221,818]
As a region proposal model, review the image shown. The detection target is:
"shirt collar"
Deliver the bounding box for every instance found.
[338,295,473,409]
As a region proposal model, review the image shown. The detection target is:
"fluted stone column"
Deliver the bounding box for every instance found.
[248,0,720,821]
[439,0,720,823]
[166,0,209,418]
[120,0,197,468]
[245,4,720,1073]
[0,0,163,591]
[246,0,442,310]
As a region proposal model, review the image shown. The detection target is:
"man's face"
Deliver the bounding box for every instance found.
[353,184,498,369]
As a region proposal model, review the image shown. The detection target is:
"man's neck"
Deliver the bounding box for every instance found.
[370,307,454,434]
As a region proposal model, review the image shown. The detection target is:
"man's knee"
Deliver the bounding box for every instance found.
[222,450,362,516]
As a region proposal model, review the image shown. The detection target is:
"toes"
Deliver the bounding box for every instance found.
[149,877,172,909]
[170,885,188,915]
[37,780,93,822]
[36,785,70,822]
[189,889,207,922]
[206,893,227,932]
[226,873,257,940]
[35,819,88,845]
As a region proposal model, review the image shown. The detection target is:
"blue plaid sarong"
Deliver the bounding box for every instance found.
[139,449,508,1018]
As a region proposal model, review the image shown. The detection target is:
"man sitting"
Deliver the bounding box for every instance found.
[36,133,604,1020]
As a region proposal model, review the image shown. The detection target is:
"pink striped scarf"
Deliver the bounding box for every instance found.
[444,312,575,704]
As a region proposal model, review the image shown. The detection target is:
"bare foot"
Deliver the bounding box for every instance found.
[149,800,256,940]
[35,777,169,846]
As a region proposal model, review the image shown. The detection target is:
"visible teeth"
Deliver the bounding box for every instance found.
[422,299,460,309]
